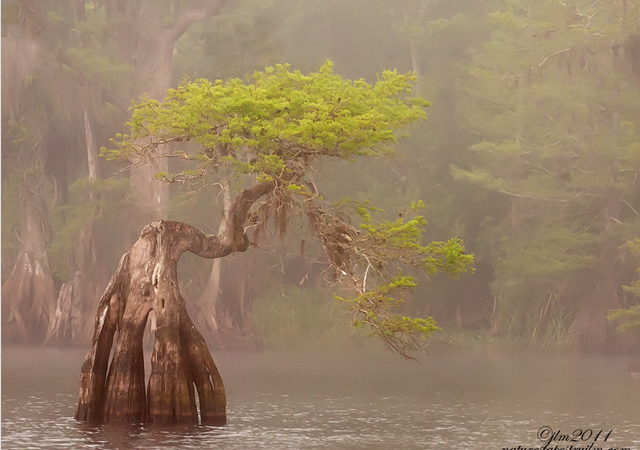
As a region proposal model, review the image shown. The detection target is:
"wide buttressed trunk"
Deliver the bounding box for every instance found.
[75,220,231,425]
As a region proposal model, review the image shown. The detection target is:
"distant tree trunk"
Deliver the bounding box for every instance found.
[76,183,273,424]
[194,182,264,349]
[46,271,83,343]
[193,180,266,350]
[1,140,56,343]
[410,40,421,77]
[46,110,105,344]
[127,22,176,220]
[193,185,229,344]
[0,3,57,343]
[200,254,265,350]
[83,110,98,181]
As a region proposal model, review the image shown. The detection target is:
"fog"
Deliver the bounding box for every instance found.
[3,0,640,448]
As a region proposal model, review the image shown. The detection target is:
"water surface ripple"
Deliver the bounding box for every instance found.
[2,347,639,449]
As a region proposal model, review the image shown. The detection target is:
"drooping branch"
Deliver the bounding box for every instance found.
[300,198,473,359]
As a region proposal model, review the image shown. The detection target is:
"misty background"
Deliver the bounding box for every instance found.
[4,1,640,449]
[3,0,640,356]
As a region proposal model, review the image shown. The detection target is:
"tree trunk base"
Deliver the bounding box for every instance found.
[75,221,227,425]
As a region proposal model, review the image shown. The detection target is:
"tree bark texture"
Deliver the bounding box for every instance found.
[75,220,230,424]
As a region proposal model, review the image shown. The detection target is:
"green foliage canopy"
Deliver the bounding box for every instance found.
[105,60,429,184]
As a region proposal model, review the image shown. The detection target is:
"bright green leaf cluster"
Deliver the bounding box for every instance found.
[103,60,429,185]
[337,275,441,357]
[359,215,474,276]
[323,202,473,357]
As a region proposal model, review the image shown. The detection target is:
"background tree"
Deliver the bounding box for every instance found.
[2,1,78,342]
[1,0,231,343]
[452,0,640,351]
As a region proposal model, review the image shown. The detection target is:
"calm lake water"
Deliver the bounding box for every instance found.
[2,345,640,449]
